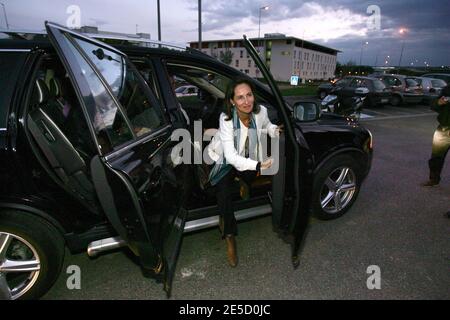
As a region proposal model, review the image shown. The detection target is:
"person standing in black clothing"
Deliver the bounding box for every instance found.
[422,85,450,186]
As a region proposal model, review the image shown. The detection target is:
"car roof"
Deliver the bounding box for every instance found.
[0,30,215,63]
[344,76,376,81]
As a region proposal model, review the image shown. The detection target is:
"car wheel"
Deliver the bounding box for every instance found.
[319,91,327,100]
[390,95,402,106]
[312,155,363,220]
[0,210,65,300]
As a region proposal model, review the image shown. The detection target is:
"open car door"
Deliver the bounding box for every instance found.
[243,36,314,267]
[45,21,187,296]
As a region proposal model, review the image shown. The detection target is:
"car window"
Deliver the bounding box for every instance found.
[72,37,166,137]
[406,78,418,87]
[175,86,186,94]
[413,78,422,85]
[0,52,27,129]
[431,79,446,88]
[349,78,360,88]
[61,35,134,153]
[336,78,350,87]
[393,78,402,86]
[372,79,386,90]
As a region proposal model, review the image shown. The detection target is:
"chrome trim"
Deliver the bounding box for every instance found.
[86,204,272,256]
[0,49,31,52]
[184,204,272,233]
[87,237,126,257]
[103,124,172,162]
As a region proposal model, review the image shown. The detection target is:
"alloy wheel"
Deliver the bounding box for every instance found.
[320,166,357,214]
[0,232,41,300]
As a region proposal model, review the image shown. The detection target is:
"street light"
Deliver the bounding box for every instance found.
[258,5,269,50]
[0,2,9,30]
[359,41,368,75]
[359,41,369,66]
[398,28,408,68]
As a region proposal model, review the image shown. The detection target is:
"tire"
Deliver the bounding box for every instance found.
[312,155,364,220]
[0,210,65,299]
[390,95,402,106]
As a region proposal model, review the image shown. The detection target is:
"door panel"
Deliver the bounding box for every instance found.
[45,21,186,294]
[243,36,314,267]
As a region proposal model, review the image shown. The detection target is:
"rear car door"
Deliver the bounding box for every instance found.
[243,36,314,267]
[45,22,187,295]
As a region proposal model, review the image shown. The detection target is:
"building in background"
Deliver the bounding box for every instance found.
[190,33,340,82]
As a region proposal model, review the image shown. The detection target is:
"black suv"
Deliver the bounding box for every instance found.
[0,22,373,299]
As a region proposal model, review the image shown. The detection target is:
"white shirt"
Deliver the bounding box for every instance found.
[207,105,279,172]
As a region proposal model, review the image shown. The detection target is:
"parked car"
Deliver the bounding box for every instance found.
[175,85,199,97]
[421,73,450,84]
[0,22,373,299]
[375,74,423,106]
[317,76,391,107]
[410,77,447,105]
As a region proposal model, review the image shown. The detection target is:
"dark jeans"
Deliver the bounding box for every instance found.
[215,168,257,237]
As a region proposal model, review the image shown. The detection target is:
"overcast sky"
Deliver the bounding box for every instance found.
[2,0,449,66]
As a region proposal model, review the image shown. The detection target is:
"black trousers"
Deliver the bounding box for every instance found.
[215,168,257,237]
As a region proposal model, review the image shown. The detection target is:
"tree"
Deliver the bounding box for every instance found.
[219,50,234,65]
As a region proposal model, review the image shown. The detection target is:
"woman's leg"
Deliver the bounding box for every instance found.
[215,169,237,237]
[215,169,238,267]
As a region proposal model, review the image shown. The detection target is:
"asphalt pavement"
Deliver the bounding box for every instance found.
[43,104,449,300]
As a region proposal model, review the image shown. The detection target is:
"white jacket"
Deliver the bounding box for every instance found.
[207,105,279,171]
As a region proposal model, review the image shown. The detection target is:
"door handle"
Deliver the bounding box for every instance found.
[38,120,56,142]
[139,164,162,197]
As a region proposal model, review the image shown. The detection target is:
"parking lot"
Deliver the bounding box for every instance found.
[42,103,449,300]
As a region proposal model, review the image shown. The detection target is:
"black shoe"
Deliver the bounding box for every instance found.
[421,179,439,187]
[445,211,450,219]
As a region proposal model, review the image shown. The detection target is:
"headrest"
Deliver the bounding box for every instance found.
[49,77,62,98]
[33,79,50,104]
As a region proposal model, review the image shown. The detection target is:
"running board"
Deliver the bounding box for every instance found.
[87,204,272,257]
[184,204,272,233]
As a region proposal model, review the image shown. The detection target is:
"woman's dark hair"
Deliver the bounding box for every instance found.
[224,78,260,121]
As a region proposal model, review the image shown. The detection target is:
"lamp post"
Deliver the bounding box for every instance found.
[398,28,408,69]
[198,0,202,50]
[157,0,161,41]
[0,3,9,30]
[359,41,368,74]
[258,5,269,51]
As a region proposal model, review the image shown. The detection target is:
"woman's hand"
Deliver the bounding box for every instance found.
[275,124,284,136]
[261,158,274,170]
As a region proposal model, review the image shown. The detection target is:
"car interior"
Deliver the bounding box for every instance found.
[26,55,100,211]
[162,63,283,211]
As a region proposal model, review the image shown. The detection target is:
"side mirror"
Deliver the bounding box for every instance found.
[354,87,369,96]
[293,102,321,122]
